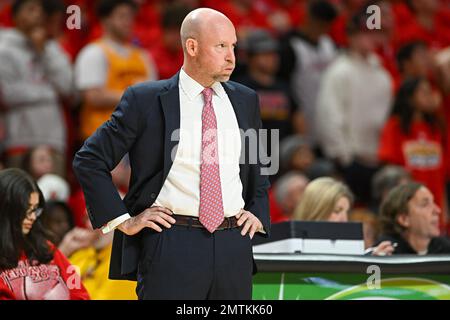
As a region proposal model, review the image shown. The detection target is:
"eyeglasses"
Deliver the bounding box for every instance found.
[26,207,43,219]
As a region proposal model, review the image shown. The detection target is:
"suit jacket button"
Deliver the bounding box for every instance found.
[151,193,156,199]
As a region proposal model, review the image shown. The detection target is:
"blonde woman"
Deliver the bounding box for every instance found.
[294,177,353,222]
[293,177,394,255]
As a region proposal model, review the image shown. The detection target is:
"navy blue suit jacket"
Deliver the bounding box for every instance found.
[73,73,271,280]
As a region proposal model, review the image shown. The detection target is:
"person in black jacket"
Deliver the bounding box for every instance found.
[377,181,450,255]
[73,8,270,300]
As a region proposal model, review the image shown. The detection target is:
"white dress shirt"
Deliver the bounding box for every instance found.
[102,69,245,233]
[316,53,392,166]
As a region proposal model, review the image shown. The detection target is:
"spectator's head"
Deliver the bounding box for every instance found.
[397,41,430,79]
[303,0,338,37]
[245,29,279,76]
[346,10,378,56]
[21,145,55,180]
[349,209,379,248]
[97,0,137,42]
[161,4,191,52]
[0,168,52,270]
[372,165,411,204]
[180,8,237,85]
[380,182,440,242]
[406,0,439,15]
[392,77,441,134]
[274,172,309,217]
[42,0,65,39]
[40,201,75,246]
[12,0,44,33]
[37,174,70,202]
[280,135,315,173]
[294,177,354,222]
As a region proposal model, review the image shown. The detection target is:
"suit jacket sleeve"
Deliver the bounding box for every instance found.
[73,87,142,229]
[246,92,271,237]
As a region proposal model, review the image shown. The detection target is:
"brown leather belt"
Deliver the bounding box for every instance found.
[173,214,239,231]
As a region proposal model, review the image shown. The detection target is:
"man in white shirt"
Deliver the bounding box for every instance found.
[316,10,392,205]
[73,8,270,300]
[74,0,156,140]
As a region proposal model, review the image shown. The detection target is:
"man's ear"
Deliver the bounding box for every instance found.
[185,38,198,57]
[397,213,410,228]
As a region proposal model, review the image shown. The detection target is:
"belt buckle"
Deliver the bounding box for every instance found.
[222,217,232,230]
[217,217,229,231]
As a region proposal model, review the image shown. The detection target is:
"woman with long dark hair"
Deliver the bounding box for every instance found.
[378,77,447,232]
[0,168,89,300]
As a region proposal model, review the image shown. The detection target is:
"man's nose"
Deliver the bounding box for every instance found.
[226,47,235,63]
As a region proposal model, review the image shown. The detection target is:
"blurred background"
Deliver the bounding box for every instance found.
[1,0,450,299]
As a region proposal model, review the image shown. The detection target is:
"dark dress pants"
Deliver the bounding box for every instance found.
[136,224,253,300]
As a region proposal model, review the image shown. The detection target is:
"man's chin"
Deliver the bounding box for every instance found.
[215,75,231,83]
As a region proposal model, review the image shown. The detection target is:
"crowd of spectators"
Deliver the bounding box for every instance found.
[1,0,450,299]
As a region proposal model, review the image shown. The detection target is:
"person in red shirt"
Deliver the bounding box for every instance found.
[0,168,89,300]
[379,77,447,231]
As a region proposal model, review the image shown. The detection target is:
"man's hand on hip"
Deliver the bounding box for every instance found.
[118,206,176,236]
[236,209,263,239]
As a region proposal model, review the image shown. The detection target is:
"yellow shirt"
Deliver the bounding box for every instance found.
[80,40,150,139]
[69,244,137,300]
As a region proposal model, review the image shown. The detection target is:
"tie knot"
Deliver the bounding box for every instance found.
[202,88,213,104]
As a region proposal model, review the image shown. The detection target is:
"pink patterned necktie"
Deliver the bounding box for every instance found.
[199,87,225,233]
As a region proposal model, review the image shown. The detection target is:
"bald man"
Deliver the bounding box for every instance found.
[73,8,271,300]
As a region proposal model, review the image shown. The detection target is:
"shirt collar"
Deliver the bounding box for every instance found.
[179,68,226,101]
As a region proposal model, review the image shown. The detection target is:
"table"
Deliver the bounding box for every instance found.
[252,254,450,300]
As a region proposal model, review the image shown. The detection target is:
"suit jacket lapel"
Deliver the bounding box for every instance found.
[159,72,181,182]
[223,81,249,132]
